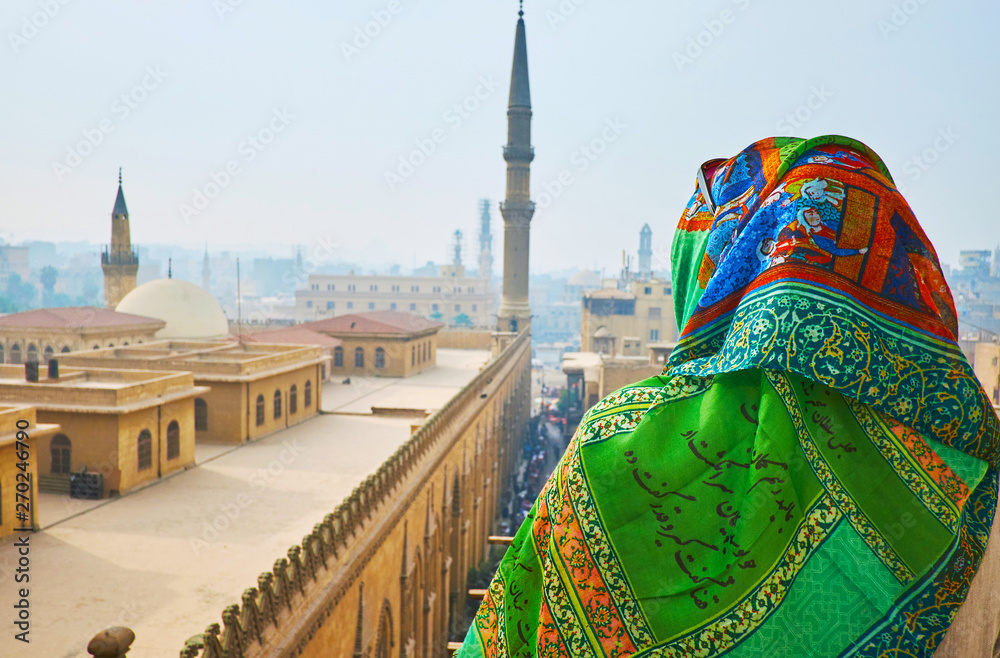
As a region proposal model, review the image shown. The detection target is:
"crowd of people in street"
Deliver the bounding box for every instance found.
[498,413,564,535]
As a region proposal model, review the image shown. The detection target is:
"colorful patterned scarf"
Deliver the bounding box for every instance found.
[459,136,1000,657]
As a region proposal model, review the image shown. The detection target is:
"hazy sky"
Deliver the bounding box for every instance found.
[4,0,999,274]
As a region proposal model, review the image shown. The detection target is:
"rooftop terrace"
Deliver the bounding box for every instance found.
[60,340,325,381]
[0,348,490,657]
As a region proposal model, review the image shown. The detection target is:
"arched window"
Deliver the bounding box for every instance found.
[354,347,365,368]
[92,345,100,350]
[411,346,415,366]
[27,344,37,362]
[333,346,344,367]
[273,389,282,419]
[10,344,21,365]
[304,380,312,407]
[166,421,180,460]
[43,345,54,363]
[137,430,153,471]
[289,384,298,414]
[0,344,4,363]
[375,347,386,369]
[51,434,71,474]
[256,394,265,426]
[194,398,208,431]
[61,346,70,353]
[123,342,129,346]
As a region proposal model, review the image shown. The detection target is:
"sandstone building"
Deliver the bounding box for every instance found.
[581,279,677,356]
[304,311,444,378]
[60,340,325,444]
[0,404,60,536]
[295,270,493,328]
[0,363,204,497]
[960,339,1000,405]
[0,306,165,364]
[239,325,341,381]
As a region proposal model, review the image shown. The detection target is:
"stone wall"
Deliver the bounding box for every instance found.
[38,395,197,496]
[244,362,323,443]
[437,330,493,351]
[0,407,56,537]
[329,335,438,379]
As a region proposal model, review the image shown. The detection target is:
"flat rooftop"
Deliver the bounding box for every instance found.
[0,365,203,413]
[60,340,325,381]
[0,348,490,657]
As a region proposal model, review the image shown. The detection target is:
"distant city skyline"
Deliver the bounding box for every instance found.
[4,0,999,274]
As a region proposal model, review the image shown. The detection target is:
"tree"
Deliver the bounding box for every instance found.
[2,274,37,311]
[39,266,57,306]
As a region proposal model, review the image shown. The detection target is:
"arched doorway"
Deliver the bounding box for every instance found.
[10,344,21,365]
[194,398,208,431]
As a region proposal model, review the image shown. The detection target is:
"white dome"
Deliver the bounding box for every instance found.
[116,279,230,339]
[568,269,601,288]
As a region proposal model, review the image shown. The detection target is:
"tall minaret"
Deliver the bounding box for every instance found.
[478,199,493,284]
[101,168,139,308]
[638,223,653,280]
[497,2,534,334]
[202,245,211,293]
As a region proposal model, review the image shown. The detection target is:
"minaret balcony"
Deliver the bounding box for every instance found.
[499,200,536,216]
[502,145,535,163]
[101,246,139,266]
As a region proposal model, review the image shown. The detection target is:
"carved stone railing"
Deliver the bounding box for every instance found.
[177,330,531,658]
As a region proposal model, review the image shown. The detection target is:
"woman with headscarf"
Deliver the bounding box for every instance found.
[458,136,1000,657]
